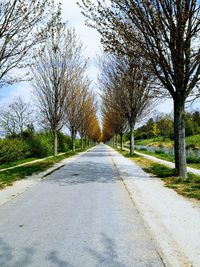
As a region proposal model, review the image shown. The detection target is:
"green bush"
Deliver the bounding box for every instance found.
[24,132,54,158]
[0,139,29,163]
[58,132,72,152]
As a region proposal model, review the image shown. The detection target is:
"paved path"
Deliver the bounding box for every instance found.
[0,145,164,267]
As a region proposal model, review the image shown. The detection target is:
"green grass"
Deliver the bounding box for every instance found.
[135,134,200,149]
[186,135,200,149]
[0,149,86,189]
[0,157,39,170]
[136,148,175,162]
[135,137,173,147]
[115,148,200,200]
[135,148,200,170]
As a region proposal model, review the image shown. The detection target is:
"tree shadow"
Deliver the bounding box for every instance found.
[46,251,76,267]
[0,233,129,267]
[0,238,35,267]
[84,233,128,267]
[45,160,121,186]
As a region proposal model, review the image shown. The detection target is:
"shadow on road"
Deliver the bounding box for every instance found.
[0,233,128,267]
[45,160,121,186]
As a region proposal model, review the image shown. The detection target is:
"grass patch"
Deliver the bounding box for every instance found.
[136,148,200,170]
[135,135,200,149]
[115,147,200,200]
[0,157,39,170]
[0,149,86,190]
[136,148,175,162]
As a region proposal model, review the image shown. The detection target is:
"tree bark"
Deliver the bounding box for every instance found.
[116,134,118,147]
[81,135,84,149]
[130,123,135,154]
[120,132,123,150]
[174,98,187,179]
[72,134,76,152]
[54,130,58,157]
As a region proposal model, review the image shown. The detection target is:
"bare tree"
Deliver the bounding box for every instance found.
[0,0,55,87]
[65,76,89,151]
[32,16,82,155]
[78,91,96,149]
[0,97,33,135]
[80,0,200,178]
[100,54,155,154]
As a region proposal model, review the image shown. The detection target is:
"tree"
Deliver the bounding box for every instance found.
[32,14,81,156]
[0,0,55,87]
[100,54,155,154]
[80,0,200,178]
[78,91,97,149]
[65,75,89,152]
[0,97,33,136]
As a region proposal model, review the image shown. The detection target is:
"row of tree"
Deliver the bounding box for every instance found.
[80,0,200,179]
[0,1,101,156]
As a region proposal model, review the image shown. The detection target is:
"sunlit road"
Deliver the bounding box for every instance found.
[0,145,164,267]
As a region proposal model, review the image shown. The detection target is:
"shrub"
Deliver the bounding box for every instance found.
[25,132,54,158]
[58,132,72,152]
[0,139,29,163]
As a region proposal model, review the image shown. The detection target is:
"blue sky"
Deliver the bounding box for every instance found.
[0,0,199,115]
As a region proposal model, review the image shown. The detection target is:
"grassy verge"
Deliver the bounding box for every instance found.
[0,157,40,170]
[116,148,200,200]
[134,148,200,170]
[0,148,87,190]
[135,148,174,162]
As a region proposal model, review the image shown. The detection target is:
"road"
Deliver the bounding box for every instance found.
[0,145,164,267]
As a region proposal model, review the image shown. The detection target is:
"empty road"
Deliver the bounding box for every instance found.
[0,145,164,267]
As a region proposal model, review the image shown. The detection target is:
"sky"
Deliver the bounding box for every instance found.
[0,0,199,116]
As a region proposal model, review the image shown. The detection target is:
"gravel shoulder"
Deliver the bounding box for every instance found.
[110,146,200,267]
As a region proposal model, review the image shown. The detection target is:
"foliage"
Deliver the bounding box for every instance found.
[0,139,29,163]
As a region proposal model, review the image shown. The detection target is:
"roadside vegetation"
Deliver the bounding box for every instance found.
[0,148,89,189]
[115,148,200,201]
[0,1,101,175]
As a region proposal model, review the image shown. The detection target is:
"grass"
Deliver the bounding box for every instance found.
[0,148,86,190]
[135,148,200,170]
[116,148,200,200]
[136,148,175,162]
[135,137,173,148]
[0,157,39,170]
[135,134,200,149]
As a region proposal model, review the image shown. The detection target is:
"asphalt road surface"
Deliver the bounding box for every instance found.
[0,145,165,267]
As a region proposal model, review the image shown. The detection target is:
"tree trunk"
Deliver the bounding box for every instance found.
[174,98,187,179]
[120,132,123,150]
[72,134,76,152]
[116,134,118,147]
[84,137,87,147]
[54,130,58,156]
[130,123,135,154]
[81,135,84,149]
